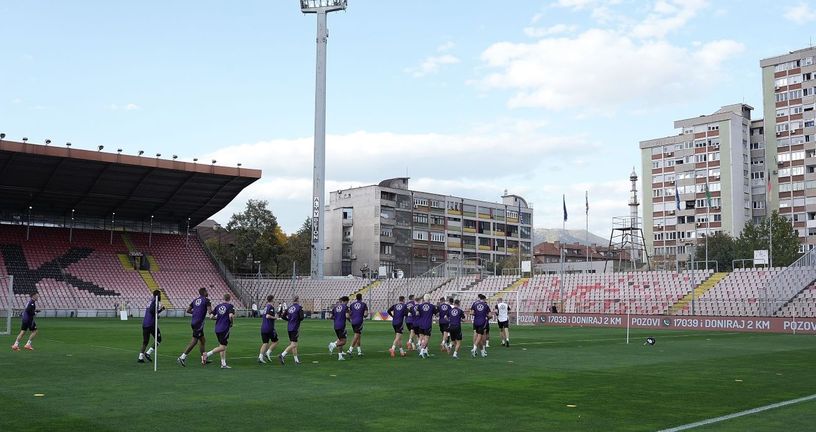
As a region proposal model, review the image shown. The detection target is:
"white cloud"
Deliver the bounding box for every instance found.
[476,27,743,110]
[436,41,455,52]
[631,0,708,39]
[523,24,578,38]
[107,103,142,111]
[203,123,597,232]
[406,54,460,78]
[784,2,816,24]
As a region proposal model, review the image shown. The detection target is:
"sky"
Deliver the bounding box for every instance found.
[2,0,816,236]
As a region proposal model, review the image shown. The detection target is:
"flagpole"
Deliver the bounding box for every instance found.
[585,191,589,271]
[705,180,710,273]
[561,194,566,313]
[768,166,773,268]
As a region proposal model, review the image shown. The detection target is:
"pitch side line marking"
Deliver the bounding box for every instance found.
[657,393,816,432]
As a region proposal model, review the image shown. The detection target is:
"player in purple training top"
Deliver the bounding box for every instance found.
[387,295,408,358]
[11,291,40,351]
[177,287,213,367]
[138,290,165,363]
[404,294,417,351]
[437,296,452,353]
[258,294,280,364]
[328,296,350,361]
[470,293,492,358]
[278,296,305,365]
[447,299,465,359]
[202,293,235,369]
[347,293,369,357]
[416,294,437,359]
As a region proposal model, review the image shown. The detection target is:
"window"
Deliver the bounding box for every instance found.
[430,232,445,242]
[413,198,428,207]
[430,200,444,209]
[413,213,428,224]
[412,230,428,241]
[342,208,353,220]
[447,201,461,211]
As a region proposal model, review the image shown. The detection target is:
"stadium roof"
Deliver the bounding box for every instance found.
[0,139,261,226]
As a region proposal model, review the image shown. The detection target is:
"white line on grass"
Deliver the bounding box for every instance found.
[657,393,816,431]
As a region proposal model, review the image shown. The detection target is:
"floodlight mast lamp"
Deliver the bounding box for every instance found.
[302,0,346,280]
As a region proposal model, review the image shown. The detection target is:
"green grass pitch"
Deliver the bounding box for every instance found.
[1,318,815,431]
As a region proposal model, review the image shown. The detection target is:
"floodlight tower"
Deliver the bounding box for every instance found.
[301,0,347,279]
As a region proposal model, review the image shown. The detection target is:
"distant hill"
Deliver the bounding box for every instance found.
[534,228,607,246]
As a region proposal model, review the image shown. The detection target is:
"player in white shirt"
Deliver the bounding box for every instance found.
[495,298,511,347]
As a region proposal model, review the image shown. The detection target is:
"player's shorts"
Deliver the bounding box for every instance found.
[418,327,431,336]
[288,330,299,342]
[216,330,230,346]
[473,324,486,335]
[405,321,414,331]
[392,324,403,334]
[449,326,463,341]
[335,328,347,340]
[413,323,422,333]
[142,326,162,345]
[21,319,37,332]
[191,323,205,339]
[498,320,509,329]
[262,330,279,343]
[352,323,363,334]
[485,322,491,333]
[439,322,449,333]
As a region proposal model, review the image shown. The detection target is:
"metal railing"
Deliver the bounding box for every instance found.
[762,247,816,315]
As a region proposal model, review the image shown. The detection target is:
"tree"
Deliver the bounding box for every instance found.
[224,200,285,273]
[735,211,800,267]
[694,231,736,272]
[280,218,312,276]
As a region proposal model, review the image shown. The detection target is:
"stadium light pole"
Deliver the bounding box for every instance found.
[301,0,347,280]
[110,212,116,245]
[26,206,32,241]
[185,217,191,247]
[70,209,75,243]
[149,215,154,247]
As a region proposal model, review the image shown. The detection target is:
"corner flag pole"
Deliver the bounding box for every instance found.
[153,294,158,372]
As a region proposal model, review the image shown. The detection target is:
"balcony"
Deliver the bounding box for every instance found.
[380,198,396,208]
[342,218,353,226]
[380,235,395,243]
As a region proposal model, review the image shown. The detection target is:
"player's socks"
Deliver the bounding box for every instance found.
[486,341,490,348]
[138,352,145,362]
[281,351,288,358]
[180,353,187,360]
[258,354,266,364]
[206,350,214,358]
[146,347,155,356]
[338,353,345,360]
[356,347,361,355]
[328,342,336,353]
[266,350,274,361]
[293,356,300,364]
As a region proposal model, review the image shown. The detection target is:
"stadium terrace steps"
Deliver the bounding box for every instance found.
[668,272,728,315]
[352,279,381,298]
[489,277,527,302]
[775,281,816,317]
[137,270,173,309]
[116,254,134,270]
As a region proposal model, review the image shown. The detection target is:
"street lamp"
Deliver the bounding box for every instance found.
[110,212,116,245]
[26,206,32,240]
[301,0,347,280]
[70,209,75,243]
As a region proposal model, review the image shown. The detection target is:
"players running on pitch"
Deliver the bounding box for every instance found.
[495,297,510,347]
[328,296,350,360]
[138,290,165,363]
[202,293,235,369]
[11,291,39,351]
[177,287,212,366]
[258,295,280,364]
[387,296,408,357]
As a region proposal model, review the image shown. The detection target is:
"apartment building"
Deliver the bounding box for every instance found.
[324,178,533,277]
[640,104,754,267]
[760,47,816,251]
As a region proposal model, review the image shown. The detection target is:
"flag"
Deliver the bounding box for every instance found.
[585,191,589,215]
[675,185,681,211]
[562,195,568,222]
[767,168,772,193]
[705,182,712,208]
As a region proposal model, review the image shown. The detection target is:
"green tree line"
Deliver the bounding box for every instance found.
[694,211,801,272]
[205,200,311,276]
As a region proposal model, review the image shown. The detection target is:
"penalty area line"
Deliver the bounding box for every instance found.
[657,393,816,432]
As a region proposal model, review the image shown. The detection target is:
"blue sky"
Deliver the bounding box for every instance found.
[2,0,816,235]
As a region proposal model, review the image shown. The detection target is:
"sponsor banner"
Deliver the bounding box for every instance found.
[517,313,816,335]
[372,312,390,321]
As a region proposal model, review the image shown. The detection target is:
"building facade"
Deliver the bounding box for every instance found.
[760,47,816,252]
[324,178,533,277]
[640,104,754,268]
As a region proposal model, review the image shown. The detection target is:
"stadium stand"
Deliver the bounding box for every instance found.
[0,225,242,312]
